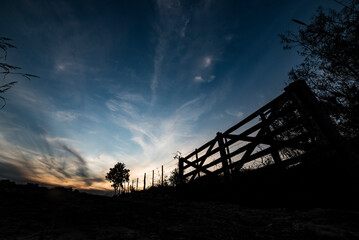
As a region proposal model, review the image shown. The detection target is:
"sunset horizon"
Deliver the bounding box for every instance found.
[0,0,341,192]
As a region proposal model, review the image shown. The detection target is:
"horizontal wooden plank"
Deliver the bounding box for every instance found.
[182,157,213,176]
[223,93,288,135]
[189,142,217,181]
[181,90,317,179]
[183,94,296,168]
[183,147,220,170]
[188,134,314,177]
[184,138,216,161]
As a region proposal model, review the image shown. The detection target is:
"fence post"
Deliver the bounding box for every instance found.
[152,170,154,187]
[161,165,164,186]
[284,80,354,168]
[224,139,233,172]
[195,149,201,178]
[144,173,146,190]
[217,132,230,181]
[178,157,184,185]
[260,112,282,165]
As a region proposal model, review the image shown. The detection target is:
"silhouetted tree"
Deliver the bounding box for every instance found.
[0,37,38,109]
[280,0,359,138]
[168,151,184,186]
[168,168,181,187]
[105,162,130,195]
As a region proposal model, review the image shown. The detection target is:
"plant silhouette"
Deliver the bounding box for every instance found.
[0,37,39,109]
[280,0,359,138]
[105,162,130,195]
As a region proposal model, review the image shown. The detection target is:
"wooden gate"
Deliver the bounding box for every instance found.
[178,80,341,183]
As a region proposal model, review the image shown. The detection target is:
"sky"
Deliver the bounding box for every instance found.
[0,0,341,192]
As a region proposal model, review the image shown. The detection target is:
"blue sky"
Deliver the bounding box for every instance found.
[0,0,340,191]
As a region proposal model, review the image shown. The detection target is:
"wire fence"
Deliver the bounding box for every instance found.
[120,148,201,193]
[122,156,180,192]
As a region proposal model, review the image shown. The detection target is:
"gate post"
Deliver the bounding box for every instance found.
[143,173,146,190]
[260,113,282,165]
[217,132,230,181]
[178,157,184,185]
[284,80,342,146]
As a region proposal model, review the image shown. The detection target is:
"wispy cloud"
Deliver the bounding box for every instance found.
[62,144,101,186]
[194,75,215,83]
[177,96,202,111]
[106,99,139,119]
[151,0,192,105]
[194,76,204,82]
[151,35,165,106]
[203,56,212,68]
[109,94,216,177]
[192,55,217,84]
[53,111,78,121]
[54,57,86,75]
[0,161,29,183]
[226,109,244,119]
[10,83,50,113]
[106,99,120,112]
[117,92,147,104]
[0,90,104,188]
[0,131,103,188]
[180,18,190,38]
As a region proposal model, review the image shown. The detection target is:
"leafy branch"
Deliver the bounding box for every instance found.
[0,37,39,109]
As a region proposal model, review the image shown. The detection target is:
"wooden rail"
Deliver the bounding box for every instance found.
[178,80,341,183]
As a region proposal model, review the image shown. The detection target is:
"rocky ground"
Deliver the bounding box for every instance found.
[1,181,359,240]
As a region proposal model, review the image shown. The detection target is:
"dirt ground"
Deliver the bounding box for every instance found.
[1,183,359,240]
